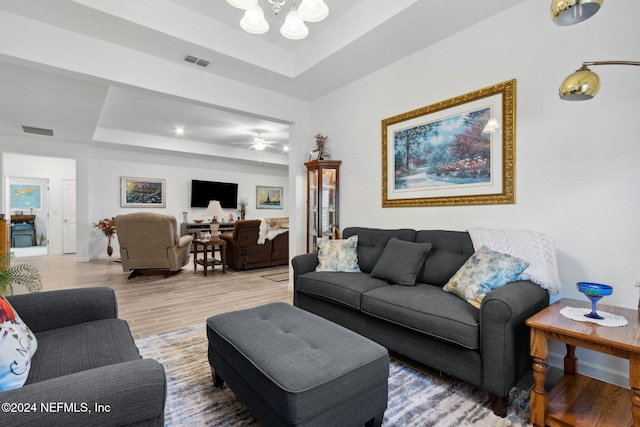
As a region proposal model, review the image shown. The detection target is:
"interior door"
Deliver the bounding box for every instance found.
[62,179,76,254]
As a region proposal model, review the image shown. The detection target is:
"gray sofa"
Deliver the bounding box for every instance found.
[2,287,166,427]
[292,227,550,417]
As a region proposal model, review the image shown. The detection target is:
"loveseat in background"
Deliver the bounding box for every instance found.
[220,219,288,270]
[292,227,550,417]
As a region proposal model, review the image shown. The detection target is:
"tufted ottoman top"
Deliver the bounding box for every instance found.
[207,302,389,424]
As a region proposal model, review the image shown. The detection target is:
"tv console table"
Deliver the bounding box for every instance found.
[181,222,234,238]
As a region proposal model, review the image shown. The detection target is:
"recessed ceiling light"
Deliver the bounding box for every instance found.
[175,127,185,135]
[283,145,289,152]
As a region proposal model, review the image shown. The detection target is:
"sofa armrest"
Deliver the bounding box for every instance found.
[479,280,549,397]
[0,359,166,427]
[219,234,243,255]
[6,288,118,334]
[219,234,239,248]
[292,252,318,277]
[177,234,193,248]
[291,253,318,305]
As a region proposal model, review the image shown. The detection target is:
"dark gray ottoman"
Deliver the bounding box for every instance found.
[207,302,389,427]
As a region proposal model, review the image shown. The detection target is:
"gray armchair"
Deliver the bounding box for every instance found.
[1,287,166,426]
[115,212,192,279]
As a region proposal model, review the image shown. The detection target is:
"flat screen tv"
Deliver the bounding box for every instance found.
[190,180,238,209]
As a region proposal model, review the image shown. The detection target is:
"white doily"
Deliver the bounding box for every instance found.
[560,306,628,327]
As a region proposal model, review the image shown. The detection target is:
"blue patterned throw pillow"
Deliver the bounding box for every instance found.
[315,235,361,272]
[443,246,529,308]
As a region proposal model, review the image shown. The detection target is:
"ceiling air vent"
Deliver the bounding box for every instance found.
[184,55,210,68]
[22,125,54,136]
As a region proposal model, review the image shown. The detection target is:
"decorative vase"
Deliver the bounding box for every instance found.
[577,282,613,320]
[241,211,246,220]
[107,236,113,257]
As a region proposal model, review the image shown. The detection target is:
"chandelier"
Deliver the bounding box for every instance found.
[226,0,329,40]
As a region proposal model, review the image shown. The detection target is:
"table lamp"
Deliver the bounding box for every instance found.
[203,200,225,234]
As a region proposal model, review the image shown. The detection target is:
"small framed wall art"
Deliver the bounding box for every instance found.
[308,150,320,161]
[10,184,42,210]
[121,177,166,208]
[256,186,283,209]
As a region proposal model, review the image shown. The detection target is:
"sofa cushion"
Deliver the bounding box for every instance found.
[0,297,38,391]
[361,284,480,349]
[316,236,360,272]
[296,272,389,310]
[26,319,141,384]
[342,228,416,273]
[414,230,475,286]
[371,238,432,286]
[443,246,530,308]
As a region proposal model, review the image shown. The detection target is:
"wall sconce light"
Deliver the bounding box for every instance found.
[559,61,640,100]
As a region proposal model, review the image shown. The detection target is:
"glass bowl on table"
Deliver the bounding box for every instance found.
[576,282,613,320]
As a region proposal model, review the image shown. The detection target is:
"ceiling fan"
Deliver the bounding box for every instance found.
[231,132,278,151]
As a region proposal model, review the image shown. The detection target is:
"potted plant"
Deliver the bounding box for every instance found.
[94,217,117,257]
[314,132,330,159]
[0,252,43,295]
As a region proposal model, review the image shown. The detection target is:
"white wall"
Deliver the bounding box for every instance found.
[307,0,640,385]
[87,147,288,260]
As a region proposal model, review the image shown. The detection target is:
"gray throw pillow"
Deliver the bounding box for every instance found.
[370,238,432,286]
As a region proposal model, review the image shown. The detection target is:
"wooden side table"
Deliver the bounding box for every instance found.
[193,238,226,275]
[526,298,639,427]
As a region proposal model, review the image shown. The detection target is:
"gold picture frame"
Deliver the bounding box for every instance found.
[382,79,516,207]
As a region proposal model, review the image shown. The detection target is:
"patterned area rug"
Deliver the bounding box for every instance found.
[136,324,531,426]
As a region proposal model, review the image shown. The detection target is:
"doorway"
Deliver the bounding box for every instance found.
[2,154,76,257]
[8,177,48,257]
[62,179,76,254]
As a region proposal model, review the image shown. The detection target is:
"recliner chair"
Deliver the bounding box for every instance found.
[1,287,166,426]
[115,212,192,279]
[219,220,273,270]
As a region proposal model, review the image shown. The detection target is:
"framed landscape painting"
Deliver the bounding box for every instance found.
[382,79,516,207]
[121,177,166,208]
[256,186,283,209]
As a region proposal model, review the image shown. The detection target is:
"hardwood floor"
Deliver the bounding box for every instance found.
[16,254,293,339]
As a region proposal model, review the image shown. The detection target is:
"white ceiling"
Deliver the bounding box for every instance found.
[0,0,525,164]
